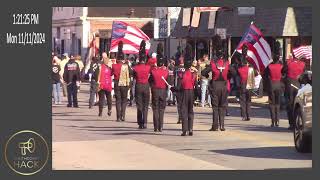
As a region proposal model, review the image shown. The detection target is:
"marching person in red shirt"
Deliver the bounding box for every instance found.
[97,56,113,117]
[236,44,257,121]
[174,56,185,124]
[133,40,152,129]
[265,42,283,127]
[282,50,305,130]
[171,44,197,136]
[202,36,231,131]
[150,46,169,132]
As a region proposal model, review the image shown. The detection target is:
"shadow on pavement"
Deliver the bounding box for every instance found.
[108,132,179,136]
[53,118,114,122]
[226,124,291,133]
[209,146,312,160]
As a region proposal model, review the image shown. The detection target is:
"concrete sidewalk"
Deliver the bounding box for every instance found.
[53,139,232,170]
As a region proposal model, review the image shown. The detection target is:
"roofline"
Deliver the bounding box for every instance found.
[86,17,154,22]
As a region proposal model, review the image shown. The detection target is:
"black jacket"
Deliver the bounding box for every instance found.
[88,60,101,81]
[52,65,61,84]
[63,60,81,84]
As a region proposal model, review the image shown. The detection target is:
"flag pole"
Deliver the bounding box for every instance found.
[230,21,254,60]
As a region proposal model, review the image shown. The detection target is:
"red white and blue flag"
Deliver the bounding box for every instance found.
[293,45,312,60]
[236,23,272,72]
[110,21,150,54]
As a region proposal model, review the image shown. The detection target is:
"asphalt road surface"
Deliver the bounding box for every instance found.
[52,83,311,170]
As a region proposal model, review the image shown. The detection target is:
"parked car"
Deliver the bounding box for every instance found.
[293,71,312,153]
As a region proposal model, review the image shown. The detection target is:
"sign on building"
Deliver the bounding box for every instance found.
[154,18,168,39]
[216,28,227,39]
[238,7,255,15]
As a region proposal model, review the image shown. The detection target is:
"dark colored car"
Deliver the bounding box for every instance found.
[293,71,312,153]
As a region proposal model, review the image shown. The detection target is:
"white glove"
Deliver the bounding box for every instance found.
[89,73,92,82]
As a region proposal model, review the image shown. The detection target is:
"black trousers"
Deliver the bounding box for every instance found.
[67,82,78,107]
[211,81,228,129]
[98,89,112,114]
[239,84,251,119]
[89,80,98,107]
[286,78,300,126]
[135,83,150,127]
[152,88,167,131]
[114,81,129,121]
[181,90,194,132]
[176,92,183,122]
[269,81,282,124]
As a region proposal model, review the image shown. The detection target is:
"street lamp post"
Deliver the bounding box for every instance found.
[167,7,171,60]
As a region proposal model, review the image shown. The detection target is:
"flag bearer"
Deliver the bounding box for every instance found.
[133,40,152,129]
[237,44,257,121]
[112,41,132,122]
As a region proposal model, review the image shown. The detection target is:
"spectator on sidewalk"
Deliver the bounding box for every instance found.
[167,58,176,106]
[199,54,211,107]
[75,55,84,92]
[63,55,81,108]
[52,56,62,105]
[59,53,70,97]
[88,56,101,109]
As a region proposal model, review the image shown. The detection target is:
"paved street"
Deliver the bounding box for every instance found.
[52,83,311,170]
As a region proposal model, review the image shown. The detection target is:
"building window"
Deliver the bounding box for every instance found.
[78,39,82,55]
[61,40,65,55]
[57,27,60,39]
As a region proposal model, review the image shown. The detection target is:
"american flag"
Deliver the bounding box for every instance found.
[110,21,150,54]
[236,23,272,72]
[293,45,312,59]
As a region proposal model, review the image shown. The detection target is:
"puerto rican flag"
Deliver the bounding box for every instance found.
[110,21,150,54]
[236,23,272,72]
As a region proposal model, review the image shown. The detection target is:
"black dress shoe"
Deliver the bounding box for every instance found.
[188,131,193,136]
[158,129,162,132]
[220,127,225,131]
[121,118,125,121]
[67,104,72,107]
[107,110,112,116]
[246,117,250,121]
[73,105,79,108]
[98,112,102,117]
[181,132,187,136]
[116,119,121,122]
[154,129,158,132]
[177,121,181,124]
[275,121,279,127]
[89,106,92,109]
[209,127,218,131]
[271,124,275,127]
